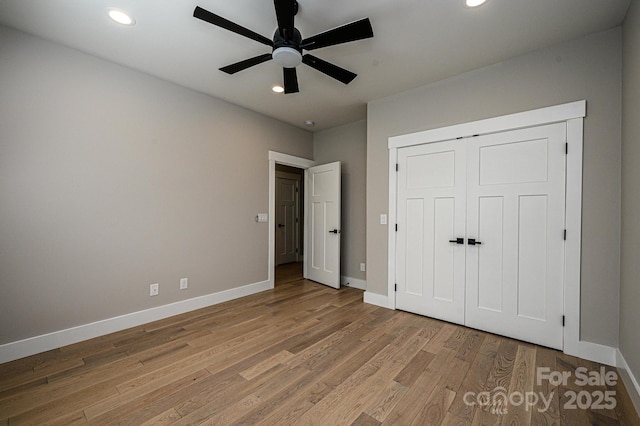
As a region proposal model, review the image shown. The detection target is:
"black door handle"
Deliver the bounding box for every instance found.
[278,224,285,228]
[329,229,341,234]
[468,238,482,246]
[449,238,464,244]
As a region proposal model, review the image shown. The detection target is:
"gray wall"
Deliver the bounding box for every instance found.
[0,26,313,345]
[314,120,367,282]
[621,1,640,390]
[367,28,622,348]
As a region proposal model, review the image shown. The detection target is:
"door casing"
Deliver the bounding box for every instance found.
[268,152,315,288]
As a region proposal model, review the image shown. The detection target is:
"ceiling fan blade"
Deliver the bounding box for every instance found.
[220,53,273,74]
[273,0,296,40]
[300,18,373,50]
[283,67,299,94]
[194,6,274,47]
[302,55,357,85]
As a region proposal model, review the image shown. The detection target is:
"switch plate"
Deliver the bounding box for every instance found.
[256,213,268,223]
[150,283,159,296]
[380,214,387,225]
[360,263,366,272]
[180,277,188,290]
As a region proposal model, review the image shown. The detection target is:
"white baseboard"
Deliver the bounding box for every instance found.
[565,340,618,367]
[363,291,391,309]
[0,280,271,364]
[341,276,366,290]
[617,349,640,416]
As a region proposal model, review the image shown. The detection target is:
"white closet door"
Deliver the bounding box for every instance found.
[396,140,467,324]
[465,123,566,349]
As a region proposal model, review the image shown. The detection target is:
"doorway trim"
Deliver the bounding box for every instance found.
[268,151,315,289]
[385,100,614,366]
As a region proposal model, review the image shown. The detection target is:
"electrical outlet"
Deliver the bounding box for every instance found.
[150,283,159,296]
[360,263,366,272]
[180,277,188,290]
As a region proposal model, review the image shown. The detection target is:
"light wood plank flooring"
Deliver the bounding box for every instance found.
[274,262,303,286]
[1,275,638,425]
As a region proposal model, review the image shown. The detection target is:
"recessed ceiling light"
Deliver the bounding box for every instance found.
[466,0,487,7]
[272,85,285,93]
[108,9,135,25]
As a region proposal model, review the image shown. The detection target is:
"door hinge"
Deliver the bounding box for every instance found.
[562,315,566,327]
[395,284,397,292]
[296,218,299,223]
[564,229,567,240]
[396,163,399,172]
[395,224,398,232]
[565,143,568,154]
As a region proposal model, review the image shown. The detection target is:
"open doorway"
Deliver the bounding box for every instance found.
[268,152,314,288]
[275,164,304,285]
[268,151,341,290]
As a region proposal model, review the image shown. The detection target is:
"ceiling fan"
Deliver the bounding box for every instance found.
[193,1,374,94]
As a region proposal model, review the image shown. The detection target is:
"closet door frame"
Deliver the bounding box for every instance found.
[386,100,600,362]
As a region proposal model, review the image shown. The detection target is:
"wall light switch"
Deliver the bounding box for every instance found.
[256,213,268,223]
[380,214,388,225]
[180,278,188,290]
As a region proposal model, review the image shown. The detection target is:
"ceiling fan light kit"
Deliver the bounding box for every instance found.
[272,47,302,68]
[193,0,374,94]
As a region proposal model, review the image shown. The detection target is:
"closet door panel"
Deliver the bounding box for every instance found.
[396,141,466,324]
[465,123,566,350]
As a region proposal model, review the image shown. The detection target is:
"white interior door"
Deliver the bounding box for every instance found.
[465,123,566,349]
[275,173,300,265]
[305,162,341,289]
[396,141,467,324]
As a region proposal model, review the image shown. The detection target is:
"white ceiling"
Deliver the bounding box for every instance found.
[0,0,631,131]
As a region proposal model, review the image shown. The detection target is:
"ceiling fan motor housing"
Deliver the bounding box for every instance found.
[272,28,303,68]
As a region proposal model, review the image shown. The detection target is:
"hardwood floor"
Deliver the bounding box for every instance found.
[1,276,638,425]
[275,262,303,286]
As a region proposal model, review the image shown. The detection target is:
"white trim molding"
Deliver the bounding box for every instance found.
[0,280,271,364]
[388,101,587,149]
[269,151,315,169]
[341,276,366,290]
[363,291,391,309]
[387,148,398,312]
[617,350,640,416]
[376,100,617,366]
